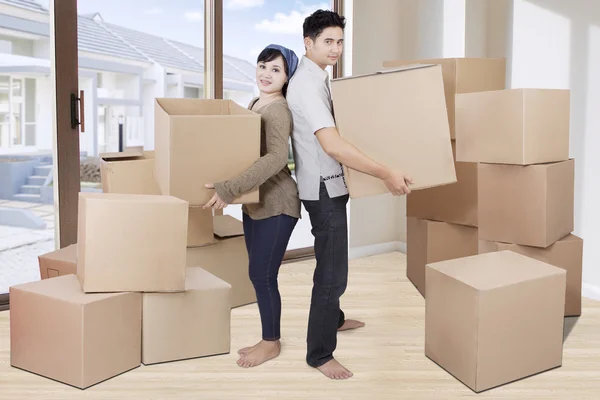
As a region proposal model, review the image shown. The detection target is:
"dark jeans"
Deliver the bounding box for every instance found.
[243,212,298,341]
[302,182,349,368]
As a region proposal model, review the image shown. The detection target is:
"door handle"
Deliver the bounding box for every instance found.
[70,90,85,133]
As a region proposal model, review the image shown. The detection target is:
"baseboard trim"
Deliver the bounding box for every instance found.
[349,241,406,260]
[582,282,600,301]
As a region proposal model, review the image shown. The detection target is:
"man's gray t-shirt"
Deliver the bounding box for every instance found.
[287,56,349,201]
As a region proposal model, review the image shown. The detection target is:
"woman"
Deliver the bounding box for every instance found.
[203,44,301,368]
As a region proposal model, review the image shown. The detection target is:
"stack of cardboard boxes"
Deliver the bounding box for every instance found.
[382,58,507,297]
[10,99,262,389]
[403,59,583,393]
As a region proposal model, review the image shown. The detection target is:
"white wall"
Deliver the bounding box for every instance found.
[505,0,600,299]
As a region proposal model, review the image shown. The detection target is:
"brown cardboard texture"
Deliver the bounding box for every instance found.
[214,214,245,238]
[383,58,506,139]
[100,151,160,195]
[455,89,570,164]
[407,217,478,297]
[142,267,231,365]
[407,141,478,227]
[77,192,188,293]
[478,160,574,248]
[99,154,213,248]
[154,99,261,206]
[10,275,141,389]
[38,244,77,279]
[331,64,456,198]
[187,216,254,308]
[187,207,215,247]
[425,251,566,393]
[479,234,583,316]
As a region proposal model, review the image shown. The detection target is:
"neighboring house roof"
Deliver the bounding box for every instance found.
[0,0,46,12]
[0,0,256,86]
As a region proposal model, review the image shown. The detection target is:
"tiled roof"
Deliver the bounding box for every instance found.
[0,0,46,12]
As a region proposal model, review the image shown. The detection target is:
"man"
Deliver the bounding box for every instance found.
[287,10,412,380]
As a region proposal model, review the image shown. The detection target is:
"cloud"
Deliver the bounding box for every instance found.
[255,2,331,35]
[226,0,264,10]
[184,10,204,22]
[145,7,163,15]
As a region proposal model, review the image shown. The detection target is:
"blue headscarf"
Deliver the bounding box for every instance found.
[264,44,299,79]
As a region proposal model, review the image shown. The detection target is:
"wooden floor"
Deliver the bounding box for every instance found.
[1,252,599,399]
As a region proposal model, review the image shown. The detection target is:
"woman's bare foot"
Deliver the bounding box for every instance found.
[338,319,365,332]
[237,340,281,368]
[316,359,353,379]
[237,341,261,356]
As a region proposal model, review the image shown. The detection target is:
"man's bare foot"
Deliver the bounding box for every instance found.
[237,340,281,368]
[338,319,365,332]
[237,341,261,356]
[316,359,353,380]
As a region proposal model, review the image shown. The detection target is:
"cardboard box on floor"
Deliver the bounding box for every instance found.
[455,89,570,165]
[187,215,256,308]
[154,98,261,206]
[77,192,188,293]
[100,151,214,248]
[330,64,456,198]
[425,251,566,393]
[478,159,574,248]
[407,217,478,297]
[382,57,506,139]
[10,275,142,389]
[479,234,583,317]
[38,244,77,279]
[407,141,478,227]
[142,267,231,365]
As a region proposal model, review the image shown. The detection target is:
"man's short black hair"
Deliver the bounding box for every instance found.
[303,9,346,40]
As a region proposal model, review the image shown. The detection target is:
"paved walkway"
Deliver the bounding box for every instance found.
[0,200,56,293]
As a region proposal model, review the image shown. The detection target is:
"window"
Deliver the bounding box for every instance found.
[223,0,336,251]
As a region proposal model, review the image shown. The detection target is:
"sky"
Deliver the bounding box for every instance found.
[39,0,332,64]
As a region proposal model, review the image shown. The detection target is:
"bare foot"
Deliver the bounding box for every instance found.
[338,319,365,332]
[316,359,353,380]
[237,341,261,356]
[237,340,281,368]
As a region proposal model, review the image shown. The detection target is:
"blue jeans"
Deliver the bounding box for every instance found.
[243,212,298,341]
[302,182,349,368]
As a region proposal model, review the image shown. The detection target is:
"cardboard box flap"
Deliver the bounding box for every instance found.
[332,63,435,81]
[185,267,232,291]
[214,215,244,238]
[427,250,566,291]
[80,192,186,205]
[39,244,77,263]
[11,275,119,304]
[100,151,144,161]
[156,98,257,117]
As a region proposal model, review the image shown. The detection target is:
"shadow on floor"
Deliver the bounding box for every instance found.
[563,316,580,342]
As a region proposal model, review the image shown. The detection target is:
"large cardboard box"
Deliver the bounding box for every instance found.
[478,160,574,248]
[425,251,566,393]
[100,153,214,248]
[407,141,478,227]
[186,215,255,308]
[479,234,583,316]
[455,89,570,164]
[100,151,160,195]
[383,58,506,139]
[10,275,142,389]
[77,192,188,293]
[38,244,77,279]
[330,64,456,198]
[407,217,478,297]
[142,267,231,365]
[154,98,261,206]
